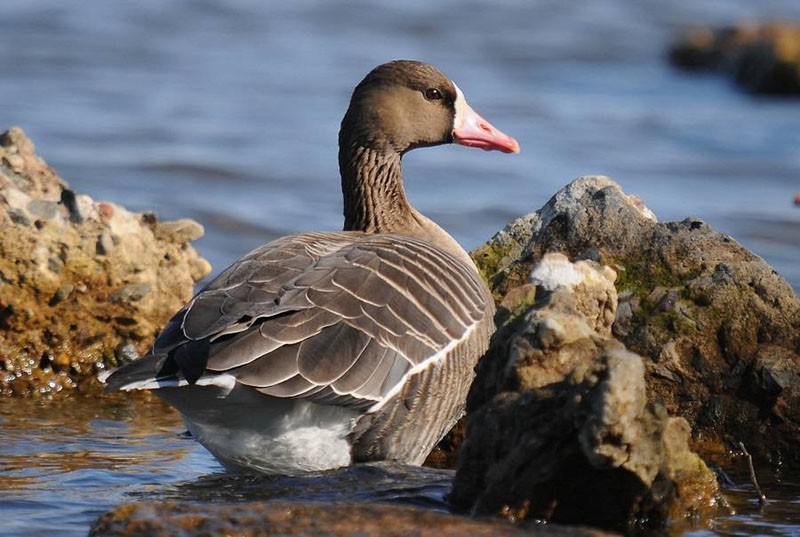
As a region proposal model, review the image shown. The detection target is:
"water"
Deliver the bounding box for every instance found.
[0,0,798,288]
[0,1,798,535]
[0,395,219,535]
[1,397,799,537]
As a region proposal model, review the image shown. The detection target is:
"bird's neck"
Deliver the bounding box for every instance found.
[339,142,415,233]
[338,140,477,270]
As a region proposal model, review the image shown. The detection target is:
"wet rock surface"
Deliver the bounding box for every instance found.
[0,127,211,396]
[469,176,800,470]
[89,463,613,537]
[452,253,722,532]
[669,21,800,95]
[90,500,612,537]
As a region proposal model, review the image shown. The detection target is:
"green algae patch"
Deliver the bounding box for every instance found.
[470,238,519,300]
[611,253,684,300]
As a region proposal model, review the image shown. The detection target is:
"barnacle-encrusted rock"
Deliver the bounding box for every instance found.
[0,127,211,396]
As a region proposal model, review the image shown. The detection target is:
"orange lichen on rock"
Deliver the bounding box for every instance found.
[0,127,211,397]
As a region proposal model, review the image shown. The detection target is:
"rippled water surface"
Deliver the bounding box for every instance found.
[0,0,799,535]
[0,395,219,535]
[2,397,800,536]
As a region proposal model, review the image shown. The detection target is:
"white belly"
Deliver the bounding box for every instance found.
[156,381,361,475]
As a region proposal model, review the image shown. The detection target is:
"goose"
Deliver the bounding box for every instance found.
[103,60,519,474]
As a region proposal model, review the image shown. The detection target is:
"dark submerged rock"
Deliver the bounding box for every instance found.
[669,21,800,95]
[0,127,211,396]
[89,462,613,536]
[89,500,612,537]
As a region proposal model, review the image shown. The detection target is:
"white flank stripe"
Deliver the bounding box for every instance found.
[114,373,237,394]
[367,322,477,413]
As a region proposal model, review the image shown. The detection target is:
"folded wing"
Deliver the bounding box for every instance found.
[105,231,487,411]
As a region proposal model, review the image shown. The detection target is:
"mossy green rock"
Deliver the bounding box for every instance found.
[471,175,800,469]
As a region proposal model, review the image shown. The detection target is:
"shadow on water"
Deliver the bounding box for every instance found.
[147,462,454,511]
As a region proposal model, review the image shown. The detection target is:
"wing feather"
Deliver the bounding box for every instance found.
[330,338,389,394]
[257,373,318,397]
[225,342,300,387]
[297,322,371,384]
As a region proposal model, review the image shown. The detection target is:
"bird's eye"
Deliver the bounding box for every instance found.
[424,88,443,101]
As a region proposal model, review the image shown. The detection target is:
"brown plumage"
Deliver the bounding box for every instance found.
[103,60,519,474]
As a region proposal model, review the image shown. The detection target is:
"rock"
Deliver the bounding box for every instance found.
[0,127,211,397]
[423,419,465,469]
[0,127,66,197]
[7,208,30,226]
[469,176,800,469]
[114,341,140,365]
[89,500,611,537]
[110,282,152,304]
[60,189,83,223]
[451,253,723,532]
[153,218,205,244]
[48,284,74,306]
[669,21,800,95]
[26,199,59,220]
[96,232,115,256]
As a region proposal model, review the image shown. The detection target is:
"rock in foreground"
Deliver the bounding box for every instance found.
[669,21,800,95]
[90,500,611,537]
[452,253,722,532]
[88,463,611,537]
[0,127,211,396]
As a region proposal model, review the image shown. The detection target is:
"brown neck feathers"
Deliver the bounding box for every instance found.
[339,143,414,233]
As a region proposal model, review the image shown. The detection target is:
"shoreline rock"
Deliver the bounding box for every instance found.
[0,127,211,396]
[446,175,800,531]
[669,21,800,95]
[468,176,799,470]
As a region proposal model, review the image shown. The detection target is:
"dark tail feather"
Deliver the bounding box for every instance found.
[103,338,211,391]
[102,352,174,391]
[170,338,211,384]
